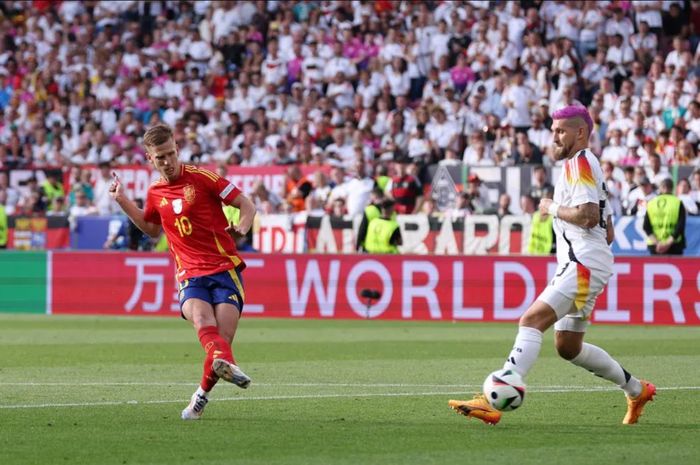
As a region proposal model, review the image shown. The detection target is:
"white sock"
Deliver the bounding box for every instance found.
[570,343,642,397]
[196,386,209,398]
[502,326,543,379]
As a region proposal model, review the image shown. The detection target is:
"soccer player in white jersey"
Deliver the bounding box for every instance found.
[449,105,656,425]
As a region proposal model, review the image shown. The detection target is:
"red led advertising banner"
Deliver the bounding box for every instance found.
[50,252,700,325]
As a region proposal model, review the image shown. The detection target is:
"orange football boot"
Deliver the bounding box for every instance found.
[449,395,502,425]
[623,380,656,425]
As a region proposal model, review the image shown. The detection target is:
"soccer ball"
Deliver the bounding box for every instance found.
[482,369,526,411]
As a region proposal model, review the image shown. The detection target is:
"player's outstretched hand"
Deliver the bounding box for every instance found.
[109,172,123,201]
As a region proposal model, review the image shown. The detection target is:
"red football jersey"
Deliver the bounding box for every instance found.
[144,164,245,281]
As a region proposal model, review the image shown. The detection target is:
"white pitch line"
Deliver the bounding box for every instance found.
[0,382,482,388]
[1,382,700,390]
[0,391,466,410]
[0,386,698,410]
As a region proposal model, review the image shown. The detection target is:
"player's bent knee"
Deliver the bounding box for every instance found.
[555,344,580,360]
[554,333,583,360]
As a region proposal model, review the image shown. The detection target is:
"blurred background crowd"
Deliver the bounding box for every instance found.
[2,0,700,224]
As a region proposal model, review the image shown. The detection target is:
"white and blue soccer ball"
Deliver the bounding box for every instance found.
[482,369,526,411]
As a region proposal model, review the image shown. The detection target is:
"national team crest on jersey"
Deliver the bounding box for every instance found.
[184,185,196,204]
[172,198,183,214]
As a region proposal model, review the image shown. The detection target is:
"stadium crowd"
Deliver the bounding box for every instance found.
[2,0,700,223]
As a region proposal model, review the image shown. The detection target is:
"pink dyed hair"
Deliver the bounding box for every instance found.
[551,105,593,135]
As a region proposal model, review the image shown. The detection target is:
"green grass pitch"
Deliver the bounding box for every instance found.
[0,314,698,465]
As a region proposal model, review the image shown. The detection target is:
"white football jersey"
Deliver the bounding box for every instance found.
[552,149,614,272]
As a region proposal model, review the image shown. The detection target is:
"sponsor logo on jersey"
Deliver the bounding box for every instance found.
[159,197,169,207]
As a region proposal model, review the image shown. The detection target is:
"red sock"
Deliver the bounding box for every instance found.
[197,326,235,392]
[197,326,235,363]
[200,353,218,392]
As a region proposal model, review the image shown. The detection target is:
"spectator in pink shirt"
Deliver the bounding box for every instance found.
[619,146,642,166]
[450,54,475,94]
[286,43,304,87]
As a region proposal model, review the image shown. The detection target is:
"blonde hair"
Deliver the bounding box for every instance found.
[143,124,174,149]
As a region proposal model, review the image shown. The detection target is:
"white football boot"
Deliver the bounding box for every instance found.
[181,392,209,420]
[212,359,251,389]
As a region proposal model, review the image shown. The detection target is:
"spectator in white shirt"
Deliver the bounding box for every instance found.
[605,6,635,45]
[247,72,266,107]
[608,98,636,135]
[506,2,527,51]
[685,101,700,139]
[162,68,185,98]
[407,123,434,162]
[226,84,255,121]
[342,159,376,217]
[527,112,552,153]
[554,2,581,42]
[386,57,410,97]
[581,49,609,96]
[676,178,698,215]
[326,72,355,109]
[162,98,184,127]
[502,71,535,131]
[493,39,519,73]
[462,132,493,166]
[261,38,286,88]
[323,42,356,83]
[606,33,635,74]
[355,69,379,108]
[358,106,388,138]
[613,79,640,113]
[601,129,627,165]
[549,40,576,91]
[121,39,141,71]
[578,1,604,58]
[520,31,550,67]
[302,40,325,91]
[250,131,274,166]
[94,71,118,102]
[430,19,451,67]
[194,86,217,112]
[627,175,657,217]
[378,29,404,66]
[466,25,490,63]
[187,30,212,73]
[665,36,687,69]
[647,152,672,185]
[633,1,663,31]
[689,169,700,204]
[628,61,647,95]
[426,107,459,152]
[629,21,658,66]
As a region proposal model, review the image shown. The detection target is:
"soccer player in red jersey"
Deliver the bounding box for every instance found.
[109,124,256,420]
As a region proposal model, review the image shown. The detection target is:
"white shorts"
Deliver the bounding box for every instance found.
[537,261,612,333]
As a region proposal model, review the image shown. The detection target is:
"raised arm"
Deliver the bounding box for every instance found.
[109,177,161,238]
